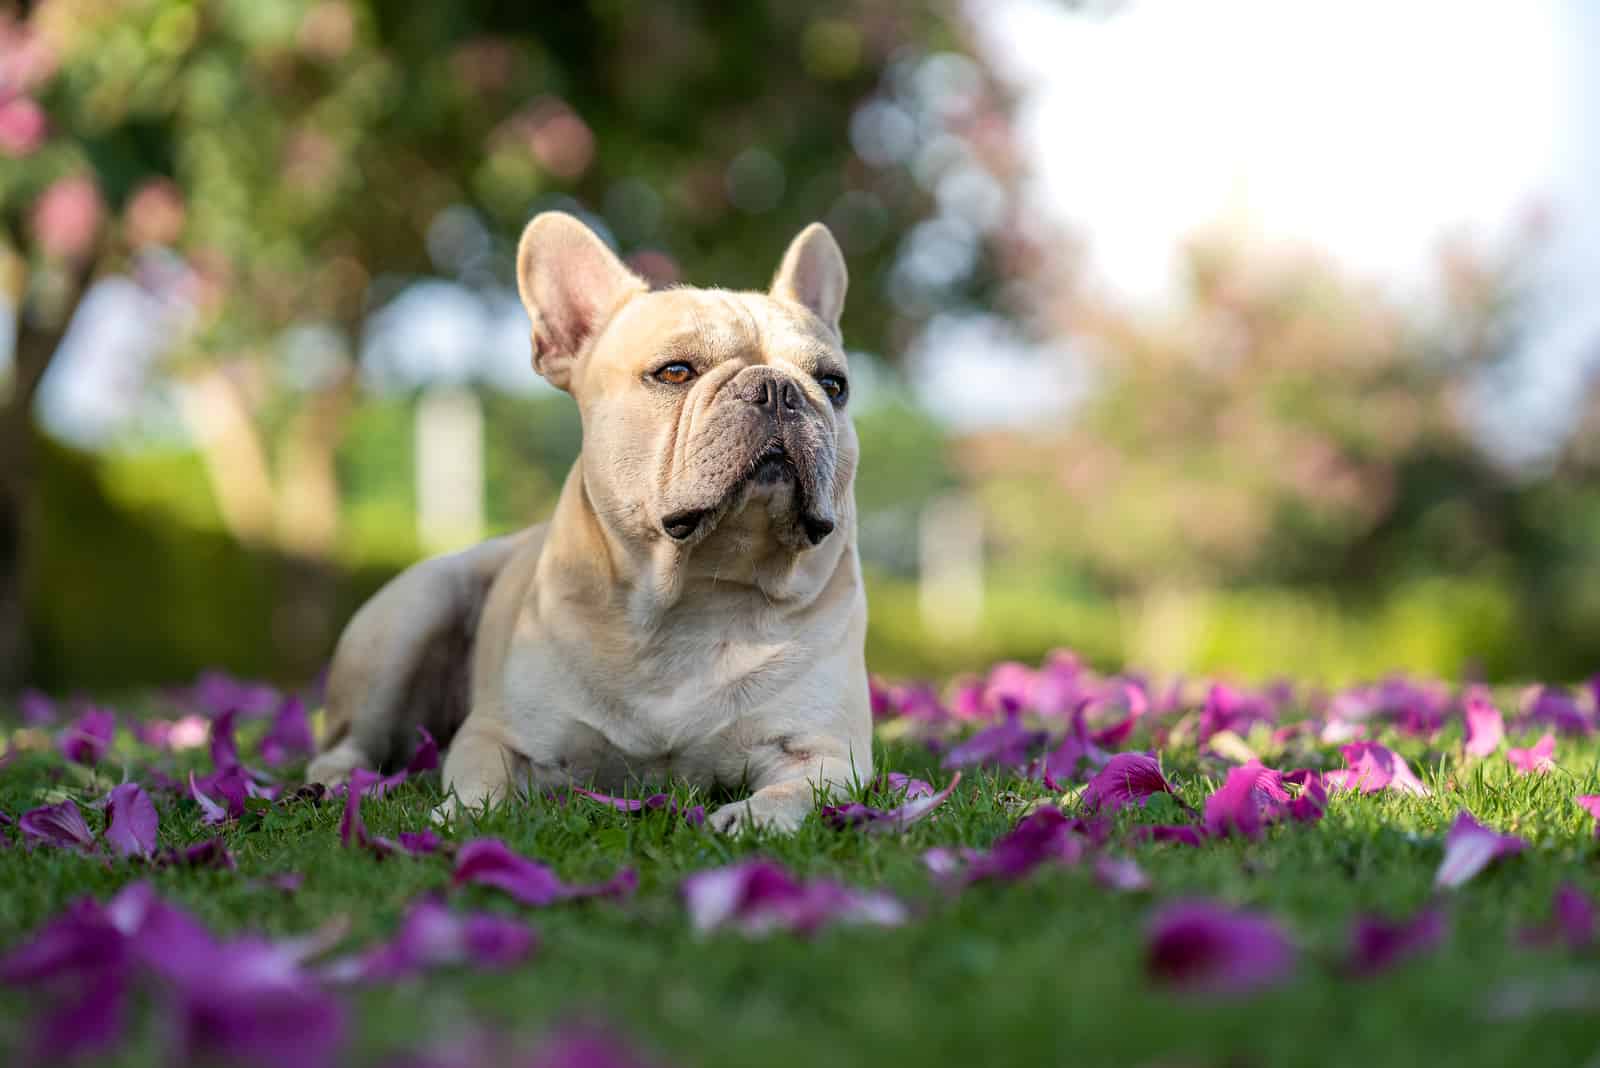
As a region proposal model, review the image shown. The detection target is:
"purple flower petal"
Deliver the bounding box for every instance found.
[57,707,116,765]
[210,708,241,771]
[1146,900,1296,995]
[186,669,282,719]
[1282,769,1328,824]
[884,772,935,800]
[1521,883,1595,950]
[0,899,126,983]
[1325,742,1429,796]
[1576,795,1600,837]
[1522,686,1592,736]
[1129,825,1207,847]
[405,726,440,775]
[20,799,96,851]
[453,839,636,907]
[963,806,1085,883]
[1435,810,1527,889]
[1095,855,1151,892]
[682,859,906,937]
[104,783,159,858]
[1348,908,1446,976]
[1463,689,1505,757]
[1082,752,1178,813]
[1202,762,1289,840]
[940,710,1046,770]
[821,773,961,833]
[395,830,444,855]
[329,899,536,982]
[20,688,55,726]
[1507,732,1556,774]
[155,838,237,870]
[30,963,128,1061]
[189,769,248,824]
[259,697,315,767]
[342,772,443,858]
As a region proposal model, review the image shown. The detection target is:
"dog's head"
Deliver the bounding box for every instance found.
[515,212,857,557]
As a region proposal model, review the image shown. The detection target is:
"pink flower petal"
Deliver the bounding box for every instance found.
[1202,762,1289,840]
[1094,855,1151,892]
[1326,742,1429,796]
[327,898,536,983]
[962,806,1085,883]
[56,708,116,765]
[682,859,906,937]
[1463,689,1505,757]
[104,784,159,858]
[1434,810,1527,889]
[404,726,440,775]
[1146,900,1296,995]
[1507,732,1556,775]
[209,708,241,771]
[453,839,636,907]
[940,710,1046,770]
[1576,795,1600,837]
[1347,908,1446,976]
[1521,883,1595,950]
[259,697,315,767]
[1082,752,1178,813]
[822,773,961,832]
[19,800,96,851]
[1129,824,1206,847]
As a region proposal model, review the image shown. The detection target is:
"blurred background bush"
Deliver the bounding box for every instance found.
[3,0,1598,693]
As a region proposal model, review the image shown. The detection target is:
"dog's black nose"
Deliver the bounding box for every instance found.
[662,508,709,541]
[801,515,835,546]
[741,369,803,416]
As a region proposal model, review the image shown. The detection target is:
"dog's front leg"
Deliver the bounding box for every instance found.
[708,733,871,834]
[433,725,529,823]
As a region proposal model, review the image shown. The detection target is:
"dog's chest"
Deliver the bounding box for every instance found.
[527,619,811,788]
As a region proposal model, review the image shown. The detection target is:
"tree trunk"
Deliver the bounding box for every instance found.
[177,363,278,546]
[0,309,70,693]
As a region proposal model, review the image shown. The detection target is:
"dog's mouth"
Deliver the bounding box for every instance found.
[661,440,835,547]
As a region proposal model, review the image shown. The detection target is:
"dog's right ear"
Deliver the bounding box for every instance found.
[516,212,646,391]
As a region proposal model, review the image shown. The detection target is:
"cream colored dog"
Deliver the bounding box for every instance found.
[307,212,871,833]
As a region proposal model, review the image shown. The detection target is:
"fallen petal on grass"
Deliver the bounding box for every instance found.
[1507,732,1556,774]
[19,799,97,851]
[1463,689,1505,757]
[1146,901,1296,995]
[1435,811,1527,890]
[453,839,636,906]
[682,859,906,937]
[104,783,159,858]
[1326,742,1430,796]
[1347,908,1447,977]
[1082,753,1177,813]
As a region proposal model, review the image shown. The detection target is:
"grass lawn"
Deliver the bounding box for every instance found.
[4,679,1600,1067]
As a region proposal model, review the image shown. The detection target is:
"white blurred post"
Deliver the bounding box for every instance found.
[415,386,484,553]
[918,492,984,641]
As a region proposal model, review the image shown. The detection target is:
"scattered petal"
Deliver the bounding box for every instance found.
[453,839,636,907]
[1202,762,1290,840]
[1576,795,1600,838]
[189,769,248,824]
[210,708,241,771]
[682,860,905,937]
[328,899,536,983]
[104,784,159,858]
[1507,732,1556,775]
[405,726,440,775]
[1146,900,1296,995]
[940,710,1045,771]
[1325,742,1429,796]
[19,799,96,851]
[962,806,1084,883]
[1520,884,1596,950]
[57,707,116,765]
[259,697,316,767]
[1129,824,1207,847]
[1435,811,1527,890]
[1463,689,1505,757]
[1347,909,1447,976]
[1082,752,1178,813]
[1095,856,1151,892]
[822,773,961,832]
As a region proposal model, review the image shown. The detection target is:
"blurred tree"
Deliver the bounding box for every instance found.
[0,0,1018,687]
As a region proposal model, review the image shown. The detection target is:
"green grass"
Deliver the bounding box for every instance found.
[5,703,1600,1066]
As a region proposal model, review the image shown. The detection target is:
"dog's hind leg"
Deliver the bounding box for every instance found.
[307,534,523,785]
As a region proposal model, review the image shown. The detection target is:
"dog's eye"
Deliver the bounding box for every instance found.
[817,374,848,404]
[653,362,696,385]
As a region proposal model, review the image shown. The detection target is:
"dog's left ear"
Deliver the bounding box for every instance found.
[770,223,848,336]
[517,212,646,391]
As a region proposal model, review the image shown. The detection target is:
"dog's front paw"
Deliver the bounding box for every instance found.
[707,795,808,835]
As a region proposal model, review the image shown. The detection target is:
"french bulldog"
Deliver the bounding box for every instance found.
[307,212,871,833]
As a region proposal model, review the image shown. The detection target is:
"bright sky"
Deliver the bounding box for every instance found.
[945,0,1599,462]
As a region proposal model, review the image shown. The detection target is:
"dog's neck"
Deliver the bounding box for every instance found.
[537,457,853,634]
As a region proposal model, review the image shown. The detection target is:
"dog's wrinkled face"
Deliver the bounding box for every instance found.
[516,213,857,557]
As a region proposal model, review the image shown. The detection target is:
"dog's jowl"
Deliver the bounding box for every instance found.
[308,213,871,833]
